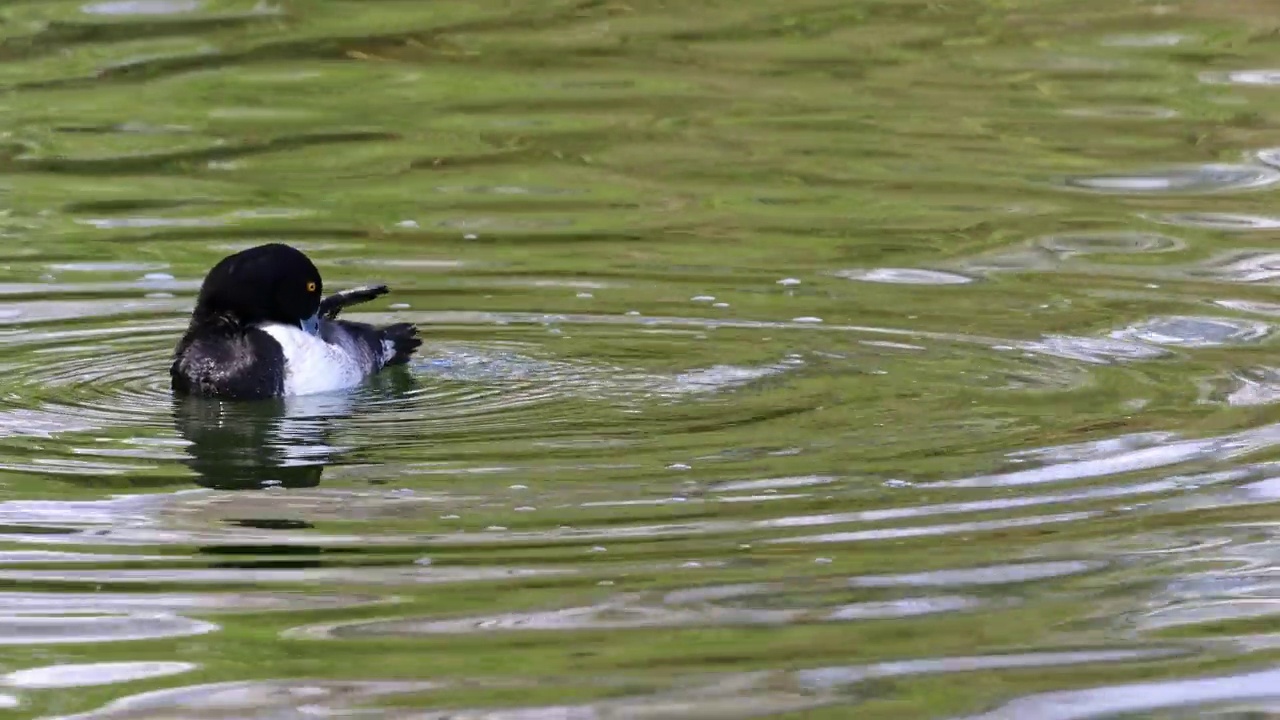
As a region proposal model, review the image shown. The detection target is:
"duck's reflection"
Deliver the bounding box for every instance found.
[173,372,416,490]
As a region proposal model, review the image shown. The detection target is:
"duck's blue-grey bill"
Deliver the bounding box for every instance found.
[301,313,320,336]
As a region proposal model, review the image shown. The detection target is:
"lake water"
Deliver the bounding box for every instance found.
[2,0,1280,717]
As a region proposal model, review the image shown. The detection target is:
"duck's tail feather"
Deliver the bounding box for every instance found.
[320,285,390,320]
[380,323,421,367]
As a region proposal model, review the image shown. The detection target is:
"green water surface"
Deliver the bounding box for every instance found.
[1,0,1280,717]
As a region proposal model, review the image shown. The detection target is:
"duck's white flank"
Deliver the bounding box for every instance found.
[259,322,369,396]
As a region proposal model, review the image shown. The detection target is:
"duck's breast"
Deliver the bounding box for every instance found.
[258,322,368,396]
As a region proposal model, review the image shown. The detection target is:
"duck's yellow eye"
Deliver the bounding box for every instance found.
[307,281,317,292]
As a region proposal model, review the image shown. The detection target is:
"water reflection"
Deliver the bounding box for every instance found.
[172,371,416,490]
[172,396,341,491]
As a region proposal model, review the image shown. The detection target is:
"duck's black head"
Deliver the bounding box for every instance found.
[191,243,324,331]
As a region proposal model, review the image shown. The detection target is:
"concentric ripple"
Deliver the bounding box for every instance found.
[1149,212,1280,230]
[1056,164,1280,194]
[1035,232,1185,256]
[1109,316,1272,347]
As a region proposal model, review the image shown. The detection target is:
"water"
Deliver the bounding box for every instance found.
[1,0,1280,717]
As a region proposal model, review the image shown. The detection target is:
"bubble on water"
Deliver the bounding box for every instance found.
[777,278,801,286]
[667,463,692,471]
[394,220,419,228]
[792,317,823,324]
[1057,164,1280,194]
[712,302,729,308]
[1110,316,1271,348]
[388,302,410,310]
[834,268,974,285]
[1036,232,1184,256]
[576,292,594,299]
[691,295,716,302]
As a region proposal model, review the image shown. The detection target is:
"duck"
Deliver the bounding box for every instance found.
[170,243,421,399]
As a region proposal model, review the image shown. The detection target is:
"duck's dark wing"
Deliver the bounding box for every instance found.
[170,327,286,400]
[319,317,421,372]
[319,285,389,320]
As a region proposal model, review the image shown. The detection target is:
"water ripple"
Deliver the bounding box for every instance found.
[1058,164,1280,194]
[289,589,981,637]
[832,268,975,285]
[1110,316,1271,348]
[1200,69,1280,85]
[848,561,1101,588]
[2,661,194,689]
[49,680,436,720]
[0,614,216,645]
[1150,212,1280,231]
[1035,232,1185,256]
[957,666,1280,720]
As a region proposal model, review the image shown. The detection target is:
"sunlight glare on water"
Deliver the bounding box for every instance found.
[0,0,1280,717]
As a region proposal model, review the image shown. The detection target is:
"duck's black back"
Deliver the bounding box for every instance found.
[170,322,286,400]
